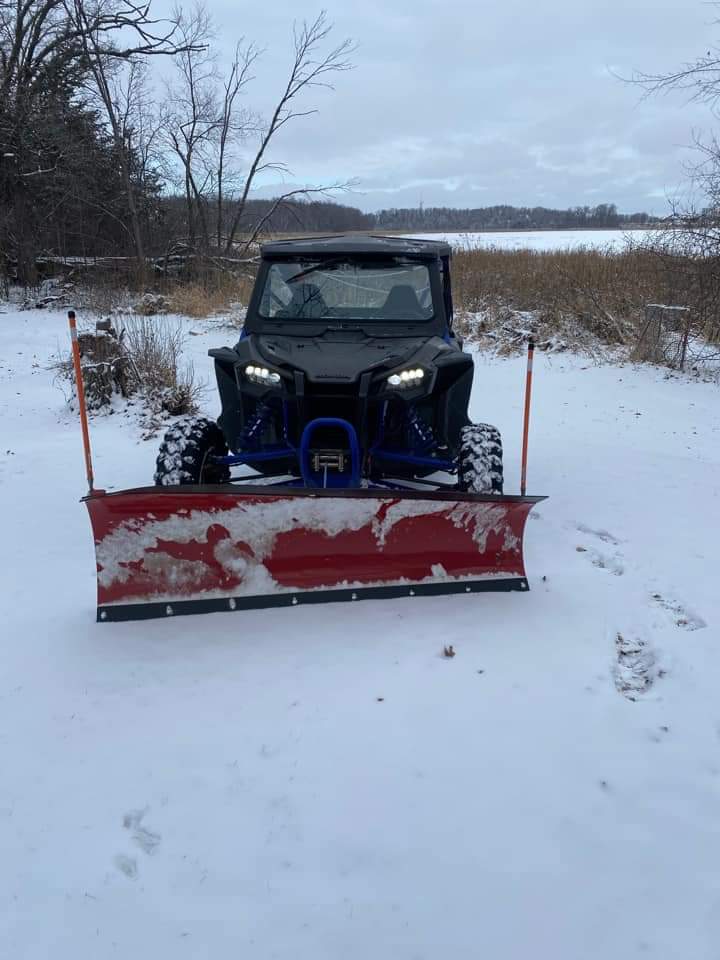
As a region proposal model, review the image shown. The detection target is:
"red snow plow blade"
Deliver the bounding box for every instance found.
[85,485,543,622]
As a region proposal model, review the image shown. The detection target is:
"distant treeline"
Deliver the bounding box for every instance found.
[371,203,655,231]
[220,199,655,236]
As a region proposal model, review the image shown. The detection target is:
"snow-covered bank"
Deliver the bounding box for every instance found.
[1,307,719,959]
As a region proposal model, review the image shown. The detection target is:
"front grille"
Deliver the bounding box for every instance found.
[307,396,357,427]
[307,423,353,447]
[304,383,360,445]
[289,382,380,449]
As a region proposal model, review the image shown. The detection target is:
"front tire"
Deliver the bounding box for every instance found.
[154,416,230,486]
[458,423,503,494]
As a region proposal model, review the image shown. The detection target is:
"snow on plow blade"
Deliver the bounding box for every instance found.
[85,486,544,622]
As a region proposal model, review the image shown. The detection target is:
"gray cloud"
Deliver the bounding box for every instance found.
[161,0,715,212]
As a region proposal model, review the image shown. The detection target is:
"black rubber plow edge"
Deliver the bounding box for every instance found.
[98,576,530,622]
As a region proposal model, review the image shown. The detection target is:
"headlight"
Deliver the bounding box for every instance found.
[245,364,281,386]
[387,368,425,389]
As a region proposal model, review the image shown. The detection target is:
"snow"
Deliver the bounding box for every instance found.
[407,228,656,251]
[2,305,720,958]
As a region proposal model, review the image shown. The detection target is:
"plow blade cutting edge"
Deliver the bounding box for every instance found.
[85,485,544,622]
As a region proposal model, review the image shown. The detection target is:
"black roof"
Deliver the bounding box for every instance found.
[260,233,451,259]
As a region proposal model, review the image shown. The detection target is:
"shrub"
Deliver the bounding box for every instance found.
[120,316,204,415]
[58,316,203,423]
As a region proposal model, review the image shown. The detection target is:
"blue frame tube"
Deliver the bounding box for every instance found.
[299,418,361,487]
[212,447,296,465]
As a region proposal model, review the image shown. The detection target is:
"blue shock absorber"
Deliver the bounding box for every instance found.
[406,406,435,453]
[240,401,273,449]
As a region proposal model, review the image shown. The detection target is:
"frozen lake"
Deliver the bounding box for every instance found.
[407,229,653,251]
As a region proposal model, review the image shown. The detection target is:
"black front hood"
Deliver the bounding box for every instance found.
[254,332,444,383]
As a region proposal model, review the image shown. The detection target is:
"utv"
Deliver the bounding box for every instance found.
[154,234,503,494]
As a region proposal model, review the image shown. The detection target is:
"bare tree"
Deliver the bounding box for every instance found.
[631,15,720,115]
[160,6,259,254]
[213,40,259,249]
[223,11,354,254]
[159,7,353,261]
[161,5,218,251]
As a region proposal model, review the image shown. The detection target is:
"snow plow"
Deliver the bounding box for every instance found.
[72,235,544,622]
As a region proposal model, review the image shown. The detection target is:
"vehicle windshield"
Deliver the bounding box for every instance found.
[258,257,435,323]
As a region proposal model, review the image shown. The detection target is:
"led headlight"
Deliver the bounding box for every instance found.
[387,368,425,389]
[245,364,281,386]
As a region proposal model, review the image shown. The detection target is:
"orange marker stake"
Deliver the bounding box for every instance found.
[68,310,95,493]
[520,338,535,497]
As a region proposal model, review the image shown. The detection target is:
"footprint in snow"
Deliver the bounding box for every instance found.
[576,545,625,576]
[651,593,706,631]
[114,854,138,879]
[577,523,622,546]
[590,550,625,576]
[614,631,657,700]
[575,525,625,574]
[123,808,161,855]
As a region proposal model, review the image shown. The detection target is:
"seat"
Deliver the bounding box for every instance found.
[382,284,424,318]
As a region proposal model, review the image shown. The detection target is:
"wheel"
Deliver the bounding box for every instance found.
[154,416,230,486]
[457,423,503,494]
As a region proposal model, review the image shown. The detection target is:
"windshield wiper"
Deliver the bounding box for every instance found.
[285,258,345,284]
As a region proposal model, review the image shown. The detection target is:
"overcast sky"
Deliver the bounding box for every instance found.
[161,0,715,213]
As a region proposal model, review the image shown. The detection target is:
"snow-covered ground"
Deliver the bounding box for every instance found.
[407,228,654,251]
[2,305,719,958]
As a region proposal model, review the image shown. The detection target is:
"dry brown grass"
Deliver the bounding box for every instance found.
[452,247,667,344]
[71,265,257,319]
[451,245,720,351]
[167,273,255,317]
